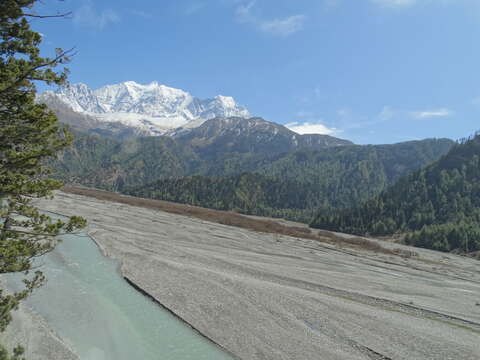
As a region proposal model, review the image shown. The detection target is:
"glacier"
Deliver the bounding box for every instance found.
[38,81,251,135]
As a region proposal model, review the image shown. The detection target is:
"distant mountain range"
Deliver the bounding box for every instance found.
[38,81,251,136]
[39,81,353,150]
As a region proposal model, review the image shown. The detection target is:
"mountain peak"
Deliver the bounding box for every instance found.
[215,95,236,108]
[39,81,250,135]
[172,116,353,157]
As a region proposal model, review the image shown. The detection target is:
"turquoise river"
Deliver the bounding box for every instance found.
[7,224,233,360]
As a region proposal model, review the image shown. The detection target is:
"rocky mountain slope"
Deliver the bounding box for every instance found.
[171,117,352,158]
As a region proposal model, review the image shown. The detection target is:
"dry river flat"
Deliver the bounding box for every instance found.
[33,191,480,360]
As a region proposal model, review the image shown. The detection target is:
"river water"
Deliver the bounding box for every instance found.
[7,228,232,360]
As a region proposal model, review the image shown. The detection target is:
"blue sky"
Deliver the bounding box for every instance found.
[34,0,480,144]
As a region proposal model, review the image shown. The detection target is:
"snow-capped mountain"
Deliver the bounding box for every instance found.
[38,81,250,135]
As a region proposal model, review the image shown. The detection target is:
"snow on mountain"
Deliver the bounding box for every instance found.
[39,81,250,135]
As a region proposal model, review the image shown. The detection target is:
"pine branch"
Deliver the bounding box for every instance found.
[0,48,76,96]
[23,12,72,19]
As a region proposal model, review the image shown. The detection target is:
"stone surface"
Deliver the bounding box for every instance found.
[35,192,480,360]
[0,280,79,360]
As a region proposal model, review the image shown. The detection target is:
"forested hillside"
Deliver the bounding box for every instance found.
[126,173,317,220]
[53,131,200,190]
[54,130,455,222]
[251,140,454,209]
[311,133,480,253]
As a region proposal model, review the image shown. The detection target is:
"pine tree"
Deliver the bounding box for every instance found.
[311,134,480,254]
[0,1,85,357]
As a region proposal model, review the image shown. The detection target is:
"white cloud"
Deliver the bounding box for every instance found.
[412,108,452,119]
[371,0,417,7]
[236,1,306,36]
[259,15,306,36]
[74,2,120,30]
[286,121,336,135]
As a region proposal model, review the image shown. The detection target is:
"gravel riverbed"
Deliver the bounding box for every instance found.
[27,192,480,360]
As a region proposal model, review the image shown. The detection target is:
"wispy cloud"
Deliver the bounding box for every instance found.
[236,1,306,37]
[74,2,120,30]
[412,108,452,119]
[258,15,306,36]
[327,0,469,10]
[330,106,397,133]
[286,121,337,135]
[378,106,395,121]
[371,0,417,7]
[236,0,255,19]
[131,9,153,19]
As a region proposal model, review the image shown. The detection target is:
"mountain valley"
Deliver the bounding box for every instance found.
[43,81,479,253]
[4,4,480,360]
[49,121,454,222]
